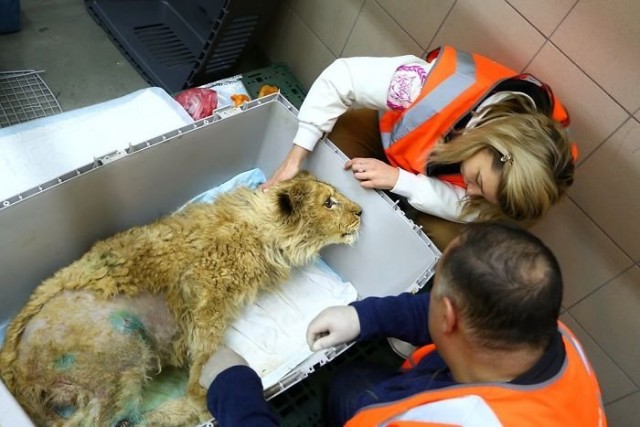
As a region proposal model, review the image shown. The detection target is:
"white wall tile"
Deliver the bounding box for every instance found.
[271,12,337,90]
[569,118,640,260]
[258,2,295,61]
[560,312,637,404]
[605,391,640,426]
[507,0,576,36]
[429,0,545,71]
[530,198,633,307]
[552,0,640,112]
[342,0,423,58]
[293,0,365,56]
[571,266,640,385]
[375,0,455,50]
[525,42,628,162]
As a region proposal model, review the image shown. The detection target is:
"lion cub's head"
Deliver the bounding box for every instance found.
[274,171,362,248]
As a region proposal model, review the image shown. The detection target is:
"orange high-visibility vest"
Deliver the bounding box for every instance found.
[379,46,571,188]
[345,323,606,427]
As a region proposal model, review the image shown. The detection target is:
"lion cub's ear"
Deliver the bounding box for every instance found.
[277,180,311,216]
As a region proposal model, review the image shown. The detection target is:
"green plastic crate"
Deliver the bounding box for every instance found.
[242,62,307,109]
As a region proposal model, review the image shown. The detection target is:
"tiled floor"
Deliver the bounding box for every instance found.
[0,0,269,114]
[0,0,149,112]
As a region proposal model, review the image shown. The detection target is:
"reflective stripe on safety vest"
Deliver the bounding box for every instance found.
[381,49,477,150]
[379,45,571,179]
[345,322,607,427]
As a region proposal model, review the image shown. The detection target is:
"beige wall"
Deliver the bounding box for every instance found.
[260,0,640,424]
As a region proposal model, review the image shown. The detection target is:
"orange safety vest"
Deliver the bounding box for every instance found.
[379,45,571,188]
[345,323,606,427]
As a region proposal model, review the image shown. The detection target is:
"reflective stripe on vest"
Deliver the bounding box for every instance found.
[382,50,476,149]
[345,322,607,427]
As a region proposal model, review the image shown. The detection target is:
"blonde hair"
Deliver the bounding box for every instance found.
[428,94,575,222]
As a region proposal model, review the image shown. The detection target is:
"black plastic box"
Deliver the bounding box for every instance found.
[85,0,279,93]
[0,0,21,34]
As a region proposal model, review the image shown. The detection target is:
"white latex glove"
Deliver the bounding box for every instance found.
[199,345,249,389]
[306,306,361,352]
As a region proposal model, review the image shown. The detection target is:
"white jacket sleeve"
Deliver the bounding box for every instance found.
[293,55,429,151]
[391,169,477,223]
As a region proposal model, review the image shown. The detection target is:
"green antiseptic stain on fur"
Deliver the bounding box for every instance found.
[108,310,150,343]
[54,353,76,371]
[53,404,77,419]
[140,367,189,413]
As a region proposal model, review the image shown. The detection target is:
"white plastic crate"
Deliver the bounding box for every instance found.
[0,94,440,426]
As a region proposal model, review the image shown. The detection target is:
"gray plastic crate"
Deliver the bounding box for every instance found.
[0,94,440,426]
[85,0,280,93]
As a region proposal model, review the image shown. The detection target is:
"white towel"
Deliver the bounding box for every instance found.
[224,259,358,389]
[0,87,193,201]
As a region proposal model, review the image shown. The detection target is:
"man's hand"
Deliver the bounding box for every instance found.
[199,345,249,389]
[306,306,360,351]
[260,145,310,190]
[344,158,399,190]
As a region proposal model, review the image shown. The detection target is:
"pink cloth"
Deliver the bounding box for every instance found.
[387,64,427,111]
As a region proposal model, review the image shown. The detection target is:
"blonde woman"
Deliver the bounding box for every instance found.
[263,46,576,249]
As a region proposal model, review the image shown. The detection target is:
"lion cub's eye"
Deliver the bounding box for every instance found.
[324,197,336,209]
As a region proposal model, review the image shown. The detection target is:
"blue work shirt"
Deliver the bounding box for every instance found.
[207,292,564,426]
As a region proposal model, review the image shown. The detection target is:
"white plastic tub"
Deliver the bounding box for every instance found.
[0,94,440,426]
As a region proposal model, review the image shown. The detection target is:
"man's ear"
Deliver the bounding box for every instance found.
[442,296,458,335]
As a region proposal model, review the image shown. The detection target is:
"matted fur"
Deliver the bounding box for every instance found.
[0,171,362,426]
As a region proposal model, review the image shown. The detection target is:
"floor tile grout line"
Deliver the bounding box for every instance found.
[563,308,640,392]
[339,0,367,57]
[547,38,636,116]
[504,0,556,72]
[286,6,341,62]
[505,0,638,146]
[515,0,573,74]
[423,0,458,54]
[566,264,635,311]
[603,389,639,407]
[370,0,431,54]
[546,0,580,40]
[566,142,638,260]
[571,116,632,168]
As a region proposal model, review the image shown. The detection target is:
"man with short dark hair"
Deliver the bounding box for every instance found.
[202,222,607,427]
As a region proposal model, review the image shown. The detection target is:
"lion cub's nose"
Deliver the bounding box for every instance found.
[355,209,362,217]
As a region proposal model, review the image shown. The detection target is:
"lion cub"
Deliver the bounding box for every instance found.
[0,171,362,427]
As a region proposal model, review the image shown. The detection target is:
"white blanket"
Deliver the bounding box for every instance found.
[0,87,193,201]
[225,259,357,389]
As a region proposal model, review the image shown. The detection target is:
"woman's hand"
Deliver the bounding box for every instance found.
[260,145,311,190]
[345,158,399,190]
